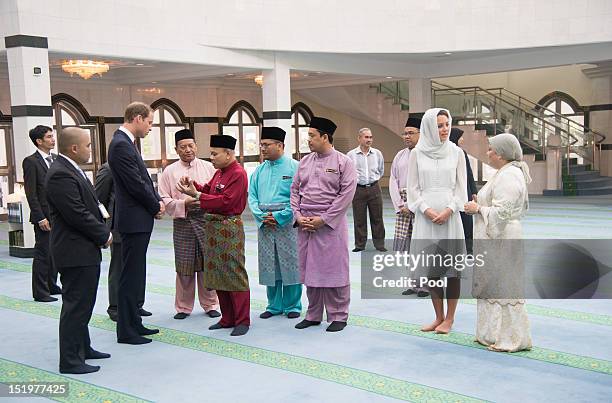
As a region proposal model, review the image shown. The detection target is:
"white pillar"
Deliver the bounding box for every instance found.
[5,35,53,182]
[408,78,432,113]
[262,56,293,157]
[5,34,53,256]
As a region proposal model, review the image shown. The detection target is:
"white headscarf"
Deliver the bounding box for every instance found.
[489,133,532,185]
[415,108,456,159]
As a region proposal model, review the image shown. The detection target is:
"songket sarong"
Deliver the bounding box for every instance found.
[198,213,249,291]
[257,203,300,286]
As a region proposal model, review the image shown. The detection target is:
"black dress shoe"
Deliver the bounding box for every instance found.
[417,290,430,298]
[50,286,62,295]
[401,289,416,296]
[259,311,274,319]
[139,308,152,316]
[287,312,301,319]
[352,247,364,252]
[230,324,249,336]
[174,312,189,320]
[138,327,159,336]
[34,296,58,303]
[60,363,100,374]
[295,319,321,329]
[209,322,233,330]
[108,312,118,322]
[206,310,221,318]
[376,247,388,252]
[117,336,152,345]
[326,321,347,332]
[86,350,111,359]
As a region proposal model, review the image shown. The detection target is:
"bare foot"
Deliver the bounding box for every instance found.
[421,319,444,332]
[434,319,454,334]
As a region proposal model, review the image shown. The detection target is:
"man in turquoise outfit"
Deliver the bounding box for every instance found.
[249,127,302,319]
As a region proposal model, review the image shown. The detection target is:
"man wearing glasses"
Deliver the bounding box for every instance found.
[389,116,429,297]
[248,127,302,320]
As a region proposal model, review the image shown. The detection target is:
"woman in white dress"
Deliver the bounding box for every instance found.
[407,108,467,334]
[464,133,532,352]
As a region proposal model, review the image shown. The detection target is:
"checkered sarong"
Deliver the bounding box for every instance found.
[172,208,206,276]
[393,189,414,252]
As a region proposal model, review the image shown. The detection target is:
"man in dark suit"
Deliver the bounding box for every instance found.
[95,163,150,322]
[108,102,164,345]
[22,125,62,302]
[45,127,112,374]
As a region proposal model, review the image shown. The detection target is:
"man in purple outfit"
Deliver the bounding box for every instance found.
[290,117,357,332]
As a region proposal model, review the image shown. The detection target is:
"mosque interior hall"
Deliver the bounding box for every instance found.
[1,1,611,402]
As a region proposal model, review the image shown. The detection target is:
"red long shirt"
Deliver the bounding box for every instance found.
[194,160,247,216]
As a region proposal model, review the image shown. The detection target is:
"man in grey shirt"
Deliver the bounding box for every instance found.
[347,128,386,252]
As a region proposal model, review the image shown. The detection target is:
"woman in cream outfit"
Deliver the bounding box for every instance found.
[464,133,532,352]
[407,108,467,334]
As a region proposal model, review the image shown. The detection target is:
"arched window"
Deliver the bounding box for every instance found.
[51,94,97,181]
[291,102,313,158]
[538,92,584,125]
[144,99,187,165]
[223,101,261,177]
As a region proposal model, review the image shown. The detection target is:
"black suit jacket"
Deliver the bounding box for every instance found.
[23,151,54,224]
[107,129,161,233]
[45,155,110,268]
[95,162,121,243]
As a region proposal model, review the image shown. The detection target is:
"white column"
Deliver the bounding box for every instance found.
[262,55,293,157]
[5,35,53,182]
[5,35,53,255]
[408,78,432,113]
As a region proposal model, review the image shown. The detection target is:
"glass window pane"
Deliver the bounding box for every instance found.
[299,127,310,154]
[243,125,259,156]
[153,109,160,124]
[0,129,6,166]
[164,109,177,124]
[222,125,241,156]
[165,126,185,160]
[229,112,239,124]
[560,101,574,115]
[0,175,8,214]
[61,109,76,126]
[244,162,260,182]
[241,110,254,124]
[142,126,162,160]
[297,112,306,125]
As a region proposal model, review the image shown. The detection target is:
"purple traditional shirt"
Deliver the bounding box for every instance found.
[290,149,357,287]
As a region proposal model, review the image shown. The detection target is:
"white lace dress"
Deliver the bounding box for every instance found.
[473,163,532,352]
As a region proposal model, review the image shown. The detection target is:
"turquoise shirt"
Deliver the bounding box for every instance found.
[248,155,299,228]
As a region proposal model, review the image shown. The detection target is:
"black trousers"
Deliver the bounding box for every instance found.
[32,225,59,299]
[107,240,144,315]
[460,212,474,255]
[117,232,151,340]
[58,264,100,370]
[352,184,386,249]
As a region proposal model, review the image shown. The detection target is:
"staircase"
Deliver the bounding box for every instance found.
[429,81,608,195]
[543,159,612,196]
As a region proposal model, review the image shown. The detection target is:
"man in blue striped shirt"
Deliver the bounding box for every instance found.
[347,128,386,252]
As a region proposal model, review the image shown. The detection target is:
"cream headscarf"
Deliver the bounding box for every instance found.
[415,108,457,160]
[489,133,532,185]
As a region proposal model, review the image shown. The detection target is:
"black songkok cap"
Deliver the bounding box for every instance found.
[174,128,194,145]
[405,116,422,129]
[261,127,286,142]
[309,117,337,135]
[210,134,237,150]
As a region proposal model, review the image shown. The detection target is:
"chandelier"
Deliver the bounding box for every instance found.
[61,60,110,79]
[254,74,263,87]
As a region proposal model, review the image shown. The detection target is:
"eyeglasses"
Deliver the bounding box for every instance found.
[259,143,278,149]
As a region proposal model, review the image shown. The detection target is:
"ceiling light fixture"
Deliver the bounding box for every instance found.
[254,74,264,87]
[61,59,109,79]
